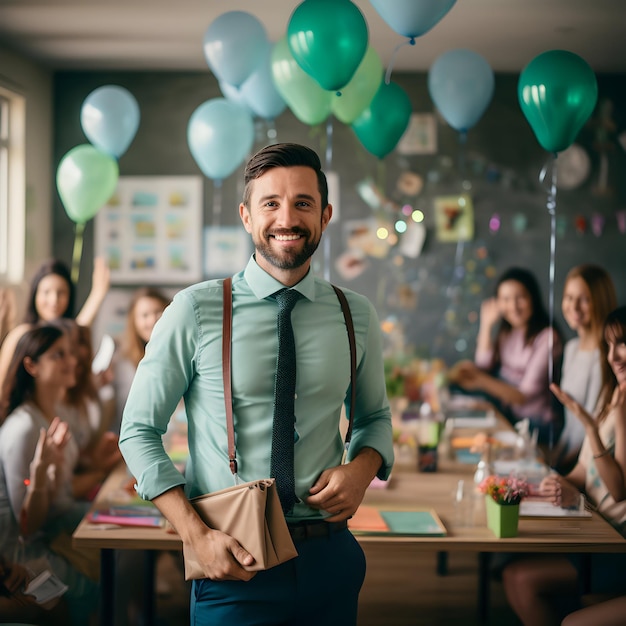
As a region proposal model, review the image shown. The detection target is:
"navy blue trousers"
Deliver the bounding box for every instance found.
[190,529,366,626]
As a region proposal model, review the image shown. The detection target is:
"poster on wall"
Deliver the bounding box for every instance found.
[95,176,203,285]
[204,226,251,277]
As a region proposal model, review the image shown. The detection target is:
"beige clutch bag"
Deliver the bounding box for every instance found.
[183,478,298,580]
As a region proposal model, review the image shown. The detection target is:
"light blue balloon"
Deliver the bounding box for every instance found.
[369,0,457,38]
[428,49,495,132]
[239,43,287,120]
[187,98,254,181]
[219,81,254,115]
[80,85,140,158]
[203,11,269,88]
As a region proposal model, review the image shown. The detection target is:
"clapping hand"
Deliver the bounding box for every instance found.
[550,383,595,431]
[30,417,71,492]
[479,297,501,329]
[90,432,123,474]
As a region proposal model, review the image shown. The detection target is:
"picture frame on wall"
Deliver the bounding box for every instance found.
[95,176,203,285]
[434,194,474,242]
[397,113,438,155]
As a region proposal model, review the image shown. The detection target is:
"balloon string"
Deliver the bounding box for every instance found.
[71,222,85,284]
[539,154,558,385]
[458,130,468,178]
[325,118,333,170]
[322,118,334,281]
[385,37,415,84]
[539,152,558,464]
[212,179,223,226]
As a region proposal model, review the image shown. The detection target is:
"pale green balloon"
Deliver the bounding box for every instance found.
[57,144,119,224]
[332,47,383,124]
[271,36,332,126]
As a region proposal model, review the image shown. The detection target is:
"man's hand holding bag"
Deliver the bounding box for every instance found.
[183,478,298,580]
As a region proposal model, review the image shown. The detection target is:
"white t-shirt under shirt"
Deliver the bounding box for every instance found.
[558,338,602,457]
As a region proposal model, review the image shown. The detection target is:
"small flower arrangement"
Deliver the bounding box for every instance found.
[479,474,529,506]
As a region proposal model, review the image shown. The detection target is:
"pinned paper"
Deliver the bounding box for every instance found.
[398,221,426,258]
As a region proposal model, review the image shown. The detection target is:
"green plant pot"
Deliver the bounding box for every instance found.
[485,496,520,538]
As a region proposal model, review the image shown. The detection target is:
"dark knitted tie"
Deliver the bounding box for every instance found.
[271,288,300,514]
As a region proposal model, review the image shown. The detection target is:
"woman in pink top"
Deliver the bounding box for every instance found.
[449,267,563,445]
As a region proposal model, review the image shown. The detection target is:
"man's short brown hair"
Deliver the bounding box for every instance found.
[242,143,329,209]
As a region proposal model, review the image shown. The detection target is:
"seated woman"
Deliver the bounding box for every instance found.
[112,286,171,434]
[54,318,122,500]
[554,264,617,473]
[502,306,626,625]
[0,324,98,625]
[448,267,563,446]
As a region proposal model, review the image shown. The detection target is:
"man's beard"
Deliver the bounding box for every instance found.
[255,229,321,270]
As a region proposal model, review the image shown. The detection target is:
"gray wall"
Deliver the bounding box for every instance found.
[53,70,626,364]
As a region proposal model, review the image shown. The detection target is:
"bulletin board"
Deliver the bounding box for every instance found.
[95,176,203,285]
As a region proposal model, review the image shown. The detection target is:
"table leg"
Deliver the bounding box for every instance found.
[477,552,491,623]
[143,550,156,626]
[100,548,115,626]
[436,551,448,576]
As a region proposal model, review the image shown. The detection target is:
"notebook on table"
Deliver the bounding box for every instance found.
[349,505,447,536]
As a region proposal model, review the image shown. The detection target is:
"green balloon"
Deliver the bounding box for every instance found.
[352,81,412,159]
[57,144,119,224]
[287,0,368,92]
[271,36,332,126]
[332,46,383,124]
[518,50,598,153]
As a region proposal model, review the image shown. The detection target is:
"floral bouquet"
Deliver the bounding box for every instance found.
[479,473,529,506]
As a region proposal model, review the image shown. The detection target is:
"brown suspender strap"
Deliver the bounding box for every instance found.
[222,278,356,476]
[222,277,236,475]
[332,285,356,448]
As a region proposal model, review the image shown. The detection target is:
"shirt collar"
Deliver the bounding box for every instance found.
[243,255,316,302]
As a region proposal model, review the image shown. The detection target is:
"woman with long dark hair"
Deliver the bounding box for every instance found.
[0,257,110,392]
[0,324,98,624]
[449,267,563,444]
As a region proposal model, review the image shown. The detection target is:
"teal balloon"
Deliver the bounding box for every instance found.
[369,0,457,38]
[518,50,598,153]
[56,144,119,224]
[271,36,332,126]
[352,81,412,159]
[187,98,254,181]
[203,11,269,88]
[287,0,368,92]
[80,85,140,158]
[428,49,495,132]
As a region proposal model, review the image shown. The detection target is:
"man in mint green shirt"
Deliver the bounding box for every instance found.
[119,143,393,625]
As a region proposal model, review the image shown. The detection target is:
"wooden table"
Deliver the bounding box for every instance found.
[74,445,626,625]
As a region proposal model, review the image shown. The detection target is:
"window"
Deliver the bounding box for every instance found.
[0,86,25,284]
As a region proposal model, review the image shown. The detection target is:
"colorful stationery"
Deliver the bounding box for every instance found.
[349,506,447,536]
